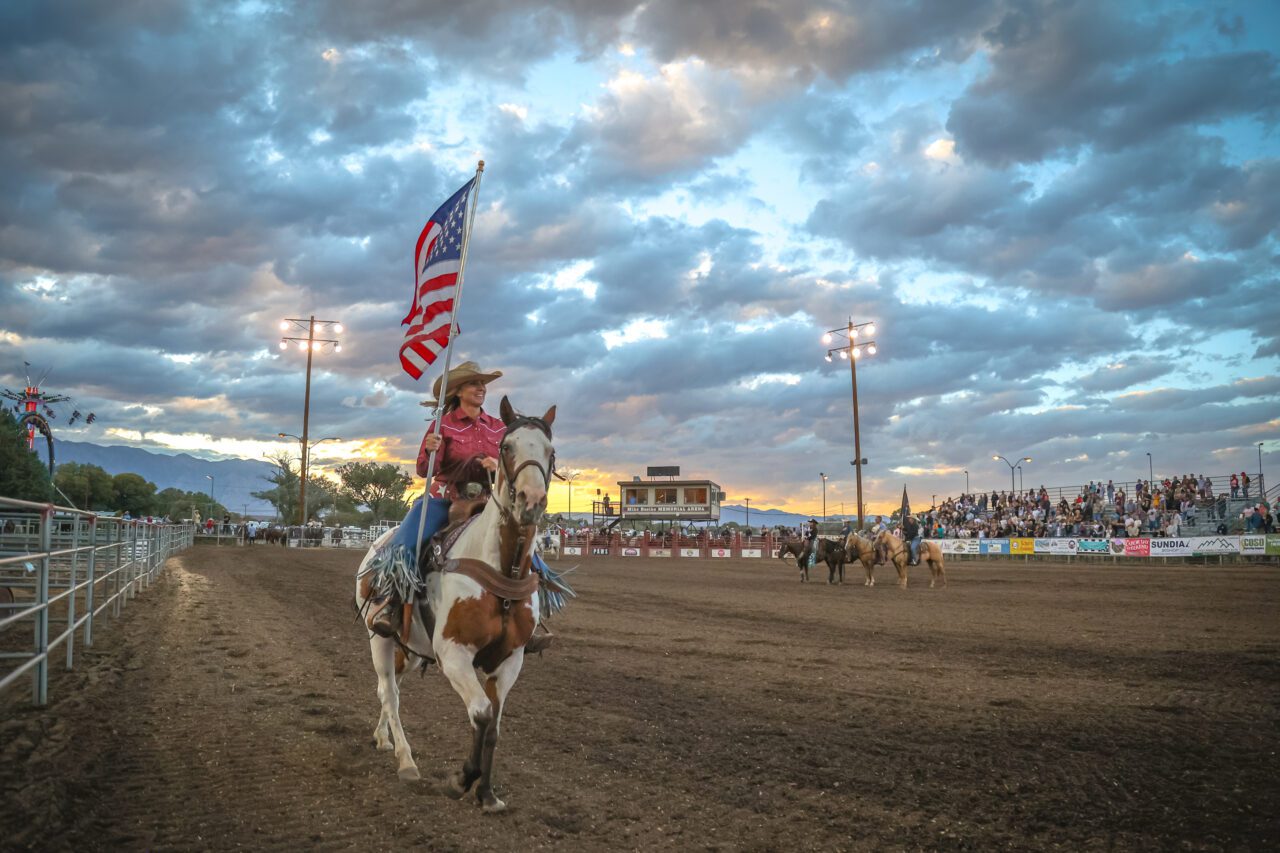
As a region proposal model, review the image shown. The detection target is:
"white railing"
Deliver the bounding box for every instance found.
[0,497,194,706]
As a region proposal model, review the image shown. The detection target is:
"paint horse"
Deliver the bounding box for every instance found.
[777,537,846,583]
[870,530,947,588]
[354,397,556,813]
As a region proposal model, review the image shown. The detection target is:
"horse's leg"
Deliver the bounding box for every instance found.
[438,639,492,799]
[474,651,525,814]
[896,554,908,588]
[370,635,419,780]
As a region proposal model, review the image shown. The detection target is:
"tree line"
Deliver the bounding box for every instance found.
[0,411,413,525]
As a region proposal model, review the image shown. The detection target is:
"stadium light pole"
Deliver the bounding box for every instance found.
[820,472,828,520]
[1258,442,1265,495]
[561,469,580,524]
[742,496,750,531]
[993,455,1030,494]
[278,316,342,524]
[964,469,970,495]
[205,474,214,520]
[822,318,877,531]
[1145,451,1153,484]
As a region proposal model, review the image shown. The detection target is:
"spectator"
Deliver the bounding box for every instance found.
[1241,472,1251,499]
[1230,473,1239,498]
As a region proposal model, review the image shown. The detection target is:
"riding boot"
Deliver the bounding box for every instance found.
[525,623,555,655]
[367,591,402,638]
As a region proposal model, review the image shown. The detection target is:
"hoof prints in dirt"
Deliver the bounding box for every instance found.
[1,549,1277,851]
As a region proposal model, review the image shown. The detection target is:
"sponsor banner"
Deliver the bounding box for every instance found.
[591,546,611,556]
[981,538,1008,555]
[1077,538,1110,554]
[1268,535,1280,556]
[621,547,641,557]
[1033,538,1054,554]
[770,549,781,559]
[1241,535,1266,555]
[1043,538,1079,555]
[679,548,701,558]
[1149,538,1194,557]
[931,539,978,554]
[648,547,671,557]
[621,504,709,515]
[564,546,582,556]
[1124,538,1150,557]
[741,548,762,558]
[1010,538,1035,554]
[710,548,732,558]
[1189,536,1239,556]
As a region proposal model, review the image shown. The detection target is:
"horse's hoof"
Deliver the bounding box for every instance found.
[479,792,507,813]
[444,771,473,799]
[374,738,394,752]
[398,765,421,782]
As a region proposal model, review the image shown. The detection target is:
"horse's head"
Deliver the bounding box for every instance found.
[497,395,557,526]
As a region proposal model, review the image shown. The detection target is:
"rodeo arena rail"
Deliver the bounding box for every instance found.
[551,528,1280,564]
[0,496,194,706]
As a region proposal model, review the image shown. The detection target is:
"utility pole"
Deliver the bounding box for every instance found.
[279,316,342,524]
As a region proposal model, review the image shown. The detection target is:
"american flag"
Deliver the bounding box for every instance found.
[399,177,476,380]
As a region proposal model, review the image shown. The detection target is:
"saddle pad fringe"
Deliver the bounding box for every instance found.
[531,552,577,619]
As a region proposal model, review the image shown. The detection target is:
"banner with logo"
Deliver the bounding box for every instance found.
[1188,536,1239,556]
[679,548,701,558]
[564,546,582,556]
[1268,535,1280,556]
[591,546,611,556]
[1047,539,1079,555]
[621,547,641,557]
[741,548,763,558]
[1148,538,1195,557]
[1077,538,1110,554]
[1241,535,1267,555]
[1123,538,1150,557]
[710,547,732,558]
[981,538,1009,555]
[1010,538,1035,554]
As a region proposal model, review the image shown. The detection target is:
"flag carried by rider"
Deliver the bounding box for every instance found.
[398,169,483,380]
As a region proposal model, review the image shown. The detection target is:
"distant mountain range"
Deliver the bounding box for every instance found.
[37,440,277,514]
[31,440,887,525]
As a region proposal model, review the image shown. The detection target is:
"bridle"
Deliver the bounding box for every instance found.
[493,415,555,535]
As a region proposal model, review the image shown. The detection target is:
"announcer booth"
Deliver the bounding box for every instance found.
[616,466,723,557]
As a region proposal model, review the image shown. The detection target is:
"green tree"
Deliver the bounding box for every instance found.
[155,487,226,522]
[54,462,115,510]
[336,461,412,522]
[0,408,53,502]
[112,472,158,516]
[253,453,299,523]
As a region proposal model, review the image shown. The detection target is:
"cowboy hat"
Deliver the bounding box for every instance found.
[419,361,502,407]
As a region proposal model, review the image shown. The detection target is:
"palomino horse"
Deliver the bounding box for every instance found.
[777,538,846,583]
[843,532,883,586]
[354,397,556,813]
[871,531,947,588]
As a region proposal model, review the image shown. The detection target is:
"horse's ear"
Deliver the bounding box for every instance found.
[541,404,556,427]
[499,395,514,425]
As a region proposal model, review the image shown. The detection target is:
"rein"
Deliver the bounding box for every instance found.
[492,416,554,578]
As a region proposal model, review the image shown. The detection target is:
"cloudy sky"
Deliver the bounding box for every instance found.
[3,0,1278,517]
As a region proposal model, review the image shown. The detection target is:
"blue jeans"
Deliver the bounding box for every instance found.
[910,537,921,563]
[393,495,452,562]
[372,496,451,599]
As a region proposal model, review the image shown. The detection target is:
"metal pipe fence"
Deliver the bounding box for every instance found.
[0,496,194,707]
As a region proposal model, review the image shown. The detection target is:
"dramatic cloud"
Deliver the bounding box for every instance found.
[1,0,1276,516]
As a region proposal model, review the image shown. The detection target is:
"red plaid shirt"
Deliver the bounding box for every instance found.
[416,407,504,499]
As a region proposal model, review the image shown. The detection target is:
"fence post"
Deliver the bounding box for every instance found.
[65,512,79,670]
[84,516,98,647]
[34,505,52,706]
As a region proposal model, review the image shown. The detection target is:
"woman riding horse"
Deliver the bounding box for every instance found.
[364,361,552,652]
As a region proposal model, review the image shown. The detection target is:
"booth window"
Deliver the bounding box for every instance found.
[655,488,678,504]
[625,489,647,505]
[684,487,707,504]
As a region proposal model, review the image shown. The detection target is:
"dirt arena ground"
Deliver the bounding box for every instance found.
[2,545,1277,851]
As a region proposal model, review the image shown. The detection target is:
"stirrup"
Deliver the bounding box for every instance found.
[367,595,400,638]
[525,624,555,655]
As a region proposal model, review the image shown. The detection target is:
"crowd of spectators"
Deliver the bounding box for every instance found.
[920,473,1273,539]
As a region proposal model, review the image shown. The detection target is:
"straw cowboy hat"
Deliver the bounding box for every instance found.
[419,361,503,407]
